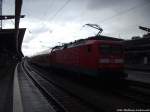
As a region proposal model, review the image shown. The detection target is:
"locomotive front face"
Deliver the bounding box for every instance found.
[98,42,124,71]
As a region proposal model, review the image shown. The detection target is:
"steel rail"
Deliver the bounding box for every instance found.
[23,59,101,111]
[26,58,150,110]
[30,60,150,106]
[24,59,100,112]
[13,63,24,112]
[125,79,150,89]
[20,62,67,112]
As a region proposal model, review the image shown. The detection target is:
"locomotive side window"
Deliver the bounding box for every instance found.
[87,45,91,52]
[100,45,110,55]
[111,45,123,54]
[100,44,123,54]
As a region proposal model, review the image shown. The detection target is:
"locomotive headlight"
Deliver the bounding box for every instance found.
[114,59,124,63]
[99,58,110,63]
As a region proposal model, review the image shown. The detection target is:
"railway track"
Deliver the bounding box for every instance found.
[21,60,97,112]
[29,60,150,106]
[126,79,150,90]
[25,59,150,111]
[113,79,150,105]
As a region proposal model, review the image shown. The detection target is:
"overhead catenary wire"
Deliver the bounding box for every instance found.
[38,0,72,36]
[43,0,54,21]
[98,2,150,24]
[78,1,150,38]
[35,0,72,33]
[99,2,150,38]
[40,0,72,27]
[48,0,72,22]
[80,1,150,29]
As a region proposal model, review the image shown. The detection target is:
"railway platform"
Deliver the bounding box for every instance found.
[126,70,150,84]
[0,59,149,112]
[126,64,150,72]
[0,64,16,112]
[13,62,96,112]
[24,59,150,112]
[13,64,56,112]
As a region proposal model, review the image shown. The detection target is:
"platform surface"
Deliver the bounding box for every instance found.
[126,70,150,83]
[13,64,56,112]
[0,65,15,112]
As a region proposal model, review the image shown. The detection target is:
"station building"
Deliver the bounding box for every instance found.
[124,33,150,70]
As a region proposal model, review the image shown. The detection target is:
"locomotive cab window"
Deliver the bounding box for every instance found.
[100,44,110,55]
[100,44,123,55]
[87,45,91,52]
[111,45,123,54]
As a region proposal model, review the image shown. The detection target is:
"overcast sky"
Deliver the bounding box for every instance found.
[2,0,150,56]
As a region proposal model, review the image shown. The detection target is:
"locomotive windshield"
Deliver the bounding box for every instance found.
[100,44,123,55]
[100,45,110,55]
[111,45,123,54]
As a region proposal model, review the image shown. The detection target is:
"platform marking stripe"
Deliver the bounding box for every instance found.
[13,64,24,112]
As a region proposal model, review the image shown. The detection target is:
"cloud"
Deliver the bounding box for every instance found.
[87,0,150,10]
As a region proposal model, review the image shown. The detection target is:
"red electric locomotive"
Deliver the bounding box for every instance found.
[49,24,127,79]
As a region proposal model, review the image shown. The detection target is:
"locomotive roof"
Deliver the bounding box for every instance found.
[52,35,123,51]
[88,35,124,41]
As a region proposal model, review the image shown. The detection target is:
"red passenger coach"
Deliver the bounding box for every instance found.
[49,35,127,80]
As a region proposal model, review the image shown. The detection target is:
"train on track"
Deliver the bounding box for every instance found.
[31,24,127,80]
[49,35,127,80]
